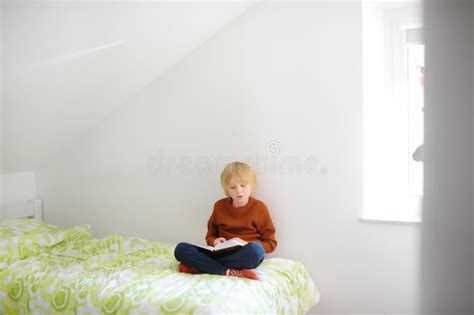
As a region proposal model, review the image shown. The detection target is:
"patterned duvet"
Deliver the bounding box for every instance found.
[0,218,320,314]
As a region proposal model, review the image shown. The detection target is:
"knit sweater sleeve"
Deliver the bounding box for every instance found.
[205,207,219,246]
[255,203,277,253]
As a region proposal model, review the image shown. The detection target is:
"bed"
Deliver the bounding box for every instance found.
[0,201,320,314]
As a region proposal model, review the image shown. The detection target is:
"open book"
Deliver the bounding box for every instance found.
[192,239,246,252]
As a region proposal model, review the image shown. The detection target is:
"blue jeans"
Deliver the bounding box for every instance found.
[174,242,265,275]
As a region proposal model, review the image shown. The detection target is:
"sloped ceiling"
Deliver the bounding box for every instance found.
[1,1,256,173]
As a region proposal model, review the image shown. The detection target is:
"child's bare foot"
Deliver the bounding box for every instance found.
[178,263,200,274]
[226,268,259,280]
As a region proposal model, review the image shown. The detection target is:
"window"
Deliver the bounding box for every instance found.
[362,2,424,223]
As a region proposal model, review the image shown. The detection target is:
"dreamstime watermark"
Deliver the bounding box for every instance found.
[147,141,327,176]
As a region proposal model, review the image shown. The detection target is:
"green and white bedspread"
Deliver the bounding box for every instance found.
[0,218,320,314]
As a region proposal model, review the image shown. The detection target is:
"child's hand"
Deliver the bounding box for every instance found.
[213,238,226,246]
[230,237,248,245]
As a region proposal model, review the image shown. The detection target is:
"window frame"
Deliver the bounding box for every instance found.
[361,3,423,223]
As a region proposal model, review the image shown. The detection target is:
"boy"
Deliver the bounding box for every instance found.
[174,162,277,280]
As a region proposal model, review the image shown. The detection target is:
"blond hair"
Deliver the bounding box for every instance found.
[220,162,257,197]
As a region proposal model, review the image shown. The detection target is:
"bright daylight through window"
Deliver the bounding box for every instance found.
[362,1,424,222]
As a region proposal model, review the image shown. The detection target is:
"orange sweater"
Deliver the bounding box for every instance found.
[205,197,277,253]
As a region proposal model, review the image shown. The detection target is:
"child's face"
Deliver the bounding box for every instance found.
[227,178,252,206]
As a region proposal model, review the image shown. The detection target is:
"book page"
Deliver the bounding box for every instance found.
[214,239,245,251]
[191,243,215,251]
[191,239,245,252]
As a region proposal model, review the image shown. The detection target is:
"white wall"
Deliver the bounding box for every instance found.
[2,2,422,313]
[0,171,36,206]
[1,1,254,172]
[422,1,474,313]
[0,2,3,203]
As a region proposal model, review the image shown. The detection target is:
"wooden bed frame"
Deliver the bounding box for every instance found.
[0,199,43,221]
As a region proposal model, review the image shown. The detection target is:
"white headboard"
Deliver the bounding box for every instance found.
[0,199,43,221]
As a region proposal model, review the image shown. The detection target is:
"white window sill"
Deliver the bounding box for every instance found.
[362,197,423,224]
[359,215,421,224]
